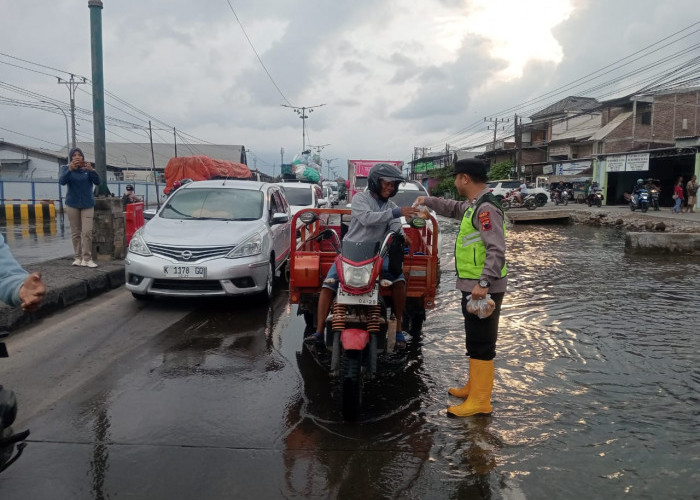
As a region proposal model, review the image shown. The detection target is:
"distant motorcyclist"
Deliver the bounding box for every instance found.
[552,181,566,203]
[514,179,529,205]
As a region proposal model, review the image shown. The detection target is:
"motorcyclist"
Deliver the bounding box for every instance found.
[630,178,646,205]
[304,163,419,350]
[553,181,566,202]
[514,178,529,205]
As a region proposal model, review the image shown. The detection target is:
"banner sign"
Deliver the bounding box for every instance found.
[606,155,626,172]
[554,161,591,175]
[625,153,650,172]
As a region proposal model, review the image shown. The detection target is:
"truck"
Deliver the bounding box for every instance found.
[347,160,403,201]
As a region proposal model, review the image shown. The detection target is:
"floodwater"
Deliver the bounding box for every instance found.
[282,218,700,499]
[1,216,73,264]
[2,217,698,499]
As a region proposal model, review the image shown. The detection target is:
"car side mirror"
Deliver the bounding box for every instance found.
[271,213,289,225]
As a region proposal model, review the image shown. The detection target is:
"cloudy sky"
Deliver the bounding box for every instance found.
[1,0,698,177]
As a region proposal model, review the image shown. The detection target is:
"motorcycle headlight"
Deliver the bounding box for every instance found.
[128,229,152,256]
[227,232,263,258]
[341,260,374,288]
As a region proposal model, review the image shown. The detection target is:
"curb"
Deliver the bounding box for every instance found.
[0,257,125,332]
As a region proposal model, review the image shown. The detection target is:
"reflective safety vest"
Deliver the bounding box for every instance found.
[455,193,507,280]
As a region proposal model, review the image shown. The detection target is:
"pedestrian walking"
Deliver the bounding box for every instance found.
[672,177,684,214]
[414,158,507,417]
[683,175,697,213]
[59,147,101,267]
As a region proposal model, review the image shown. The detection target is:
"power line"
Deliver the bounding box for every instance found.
[223,0,294,107]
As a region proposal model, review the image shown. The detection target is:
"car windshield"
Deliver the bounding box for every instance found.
[160,188,263,220]
[355,177,368,189]
[283,187,313,206]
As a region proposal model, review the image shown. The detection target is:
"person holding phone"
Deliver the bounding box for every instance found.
[59,147,101,267]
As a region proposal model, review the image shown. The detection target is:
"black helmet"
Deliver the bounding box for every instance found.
[367,163,405,200]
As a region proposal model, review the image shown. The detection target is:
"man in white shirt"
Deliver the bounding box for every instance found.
[514,179,529,205]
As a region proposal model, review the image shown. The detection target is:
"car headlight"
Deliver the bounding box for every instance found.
[227,233,263,258]
[341,260,374,288]
[128,230,152,256]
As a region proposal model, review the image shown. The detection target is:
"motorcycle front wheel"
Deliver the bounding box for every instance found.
[596,198,602,207]
[341,351,363,421]
[562,197,568,206]
[525,199,536,210]
[641,204,649,213]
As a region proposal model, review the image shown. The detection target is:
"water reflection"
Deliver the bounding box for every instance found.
[427,220,700,497]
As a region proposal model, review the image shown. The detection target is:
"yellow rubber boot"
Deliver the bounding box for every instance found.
[448,379,470,398]
[447,359,494,417]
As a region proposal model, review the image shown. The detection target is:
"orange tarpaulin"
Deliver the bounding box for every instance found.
[164,156,251,194]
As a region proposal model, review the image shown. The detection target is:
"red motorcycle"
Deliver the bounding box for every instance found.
[289,209,438,419]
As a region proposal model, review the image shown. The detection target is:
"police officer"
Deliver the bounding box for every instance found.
[414,158,507,417]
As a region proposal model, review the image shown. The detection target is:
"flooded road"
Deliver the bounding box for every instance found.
[1,218,698,499]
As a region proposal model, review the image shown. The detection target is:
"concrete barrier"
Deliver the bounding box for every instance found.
[625,232,700,254]
[0,200,56,222]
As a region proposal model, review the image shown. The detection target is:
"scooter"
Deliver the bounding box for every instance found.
[0,332,30,474]
[586,189,604,207]
[629,189,650,212]
[553,188,571,206]
[647,186,660,211]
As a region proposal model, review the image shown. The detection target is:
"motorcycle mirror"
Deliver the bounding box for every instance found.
[409,216,426,229]
[298,211,319,226]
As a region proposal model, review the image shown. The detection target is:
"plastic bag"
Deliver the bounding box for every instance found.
[466,294,496,319]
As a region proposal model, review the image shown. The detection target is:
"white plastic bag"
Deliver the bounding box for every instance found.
[466,293,496,319]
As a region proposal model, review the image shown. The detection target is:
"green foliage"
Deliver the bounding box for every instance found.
[430,175,464,200]
[488,160,513,181]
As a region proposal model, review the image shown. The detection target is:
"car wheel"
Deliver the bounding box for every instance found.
[262,260,274,301]
[535,193,548,207]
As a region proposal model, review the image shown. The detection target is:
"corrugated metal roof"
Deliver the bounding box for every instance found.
[530,96,600,120]
[60,142,245,169]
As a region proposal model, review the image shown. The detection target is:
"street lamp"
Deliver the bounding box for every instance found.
[40,100,70,161]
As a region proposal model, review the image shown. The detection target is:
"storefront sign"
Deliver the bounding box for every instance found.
[625,153,650,172]
[554,161,591,175]
[606,155,626,172]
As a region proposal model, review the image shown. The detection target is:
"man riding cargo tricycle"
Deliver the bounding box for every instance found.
[288,205,439,419]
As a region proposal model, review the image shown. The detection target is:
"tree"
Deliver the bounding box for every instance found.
[488,160,513,181]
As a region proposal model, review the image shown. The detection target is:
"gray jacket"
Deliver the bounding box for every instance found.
[344,190,404,243]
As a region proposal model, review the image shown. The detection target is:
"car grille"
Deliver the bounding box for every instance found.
[151,279,223,292]
[147,244,235,262]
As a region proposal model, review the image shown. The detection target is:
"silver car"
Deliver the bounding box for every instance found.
[125,180,291,300]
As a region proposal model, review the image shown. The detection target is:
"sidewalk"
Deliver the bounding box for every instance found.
[0,257,125,332]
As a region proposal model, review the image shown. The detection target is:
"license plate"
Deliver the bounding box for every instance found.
[337,284,378,305]
[163,265,207,279]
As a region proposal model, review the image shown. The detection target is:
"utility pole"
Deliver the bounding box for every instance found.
[485,116,509,160]
[148,121,160,209]
[57,74,87,148]
[88,0,109,195]
[281,103,325,151]
[173,127,178,157]
[280,147,284,166]
[514,114,523,179]
[324,158,338,180]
